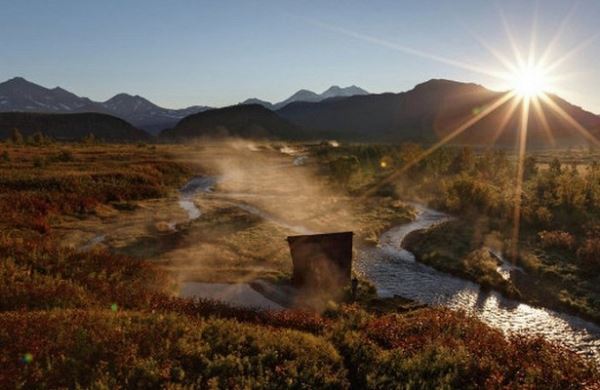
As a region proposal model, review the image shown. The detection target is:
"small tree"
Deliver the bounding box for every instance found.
[83,133,96,145]
[549,158,562,176]
[10,128,23,144]
[450,146,475,174]
[32,131,46,145]
[523,156,538,180]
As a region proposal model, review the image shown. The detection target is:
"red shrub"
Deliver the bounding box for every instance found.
[147,294,328,334]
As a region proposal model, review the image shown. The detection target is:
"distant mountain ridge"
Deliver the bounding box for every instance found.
[3,77,599,147]
[161,104,300,140]
[0,77,211,134]
[101,93,210,134]
[277,79,600,147]
[241,85,369,110]
[163,79,600,147]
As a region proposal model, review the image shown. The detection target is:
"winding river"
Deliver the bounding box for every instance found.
[177,172,600,361]
[354,205,600,361]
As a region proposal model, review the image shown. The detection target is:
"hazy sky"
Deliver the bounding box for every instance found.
[1,1,599,112]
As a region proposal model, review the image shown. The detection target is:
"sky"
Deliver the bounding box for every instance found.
[1,0,599,112]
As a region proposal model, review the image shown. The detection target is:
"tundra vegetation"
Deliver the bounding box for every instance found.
[315,143,600,322]
[0,141,597,388]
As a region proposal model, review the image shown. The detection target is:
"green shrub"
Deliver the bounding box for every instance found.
[517,251,543,273]
[0,259,94,310]
[0,238,169,310]
[340,308,599,389]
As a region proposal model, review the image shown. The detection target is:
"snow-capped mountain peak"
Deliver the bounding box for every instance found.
[0,78,211,134]
[243,85,370,110]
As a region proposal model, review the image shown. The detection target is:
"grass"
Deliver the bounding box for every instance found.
[0,142,598,387]
[0,143,191,235]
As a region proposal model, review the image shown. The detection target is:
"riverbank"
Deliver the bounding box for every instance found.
[404,218,600,325]
[402,221,522,299]
[356,204,600,361]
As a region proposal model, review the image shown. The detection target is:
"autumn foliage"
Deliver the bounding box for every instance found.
[0,144,598,388]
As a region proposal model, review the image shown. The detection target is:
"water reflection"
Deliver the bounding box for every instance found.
[178,176,218,220]
[356,206,600,361]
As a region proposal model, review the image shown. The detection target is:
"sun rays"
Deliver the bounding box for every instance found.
[313,7,600,259]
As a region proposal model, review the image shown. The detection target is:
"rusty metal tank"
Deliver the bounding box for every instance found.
[286,231,353,290]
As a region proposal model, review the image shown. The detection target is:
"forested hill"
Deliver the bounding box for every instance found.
[161,104,302,140]
[0,112,149,141]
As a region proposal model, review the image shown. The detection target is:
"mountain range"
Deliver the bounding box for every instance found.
[241,85,369,110]
[277,79,600,147]
[0,78,369,134]
[1,77,599,147]
[0,77,210,135]
[160,80,600,147]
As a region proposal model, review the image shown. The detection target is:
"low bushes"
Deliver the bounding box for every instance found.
[1,143,598,388]
[147,294,328,334]
[539,230,576,251]
[331,307,599,389]
[0,238,169,311]
[0,145,191,234]
[577,237,600,270]
[0,310,349,389]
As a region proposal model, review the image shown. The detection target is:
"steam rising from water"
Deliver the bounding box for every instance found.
[189,139,357,234]
[171,140,600,360]
[162,139,359,296]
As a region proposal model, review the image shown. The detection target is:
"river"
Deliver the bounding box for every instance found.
[354,205,600,361]
[176,171,600,361]
[67,144,599,363]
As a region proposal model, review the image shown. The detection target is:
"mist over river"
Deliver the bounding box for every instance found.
[177,169,600,361]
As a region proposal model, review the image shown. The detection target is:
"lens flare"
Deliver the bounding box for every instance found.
[21,353,33,364]
[312,8,600,258]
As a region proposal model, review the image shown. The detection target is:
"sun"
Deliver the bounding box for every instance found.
[509,64,550,98]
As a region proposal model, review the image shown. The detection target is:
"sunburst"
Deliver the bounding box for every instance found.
[312,7,600,259]
[509,65,550,98]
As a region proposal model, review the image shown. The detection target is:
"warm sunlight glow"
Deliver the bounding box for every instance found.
[322,7,600,261]
[510,65,549,97]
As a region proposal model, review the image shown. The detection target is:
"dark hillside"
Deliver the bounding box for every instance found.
[162,104,302,140]
[0,112,149,141]
[278,79,600,147]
